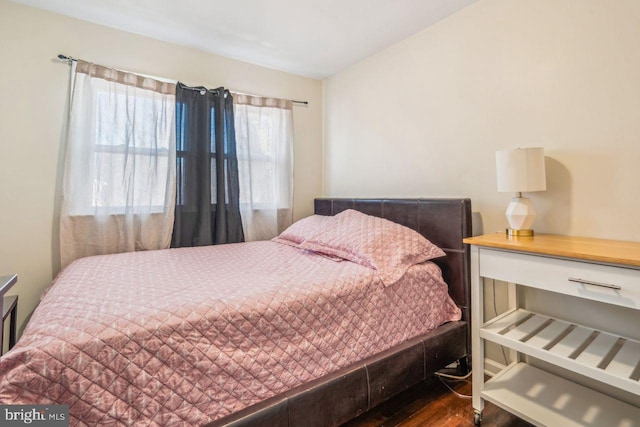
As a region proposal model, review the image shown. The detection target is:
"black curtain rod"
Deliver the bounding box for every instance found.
[57,54,76,62]
[56,54,309,105]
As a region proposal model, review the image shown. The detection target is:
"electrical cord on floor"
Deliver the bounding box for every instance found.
[434,280,509,401]
[434,371,472,399]
[434,370,472,380]
[433,279,510,402]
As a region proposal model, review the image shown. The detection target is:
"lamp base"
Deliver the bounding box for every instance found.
[505,196,537,233]
[506,228,534,237]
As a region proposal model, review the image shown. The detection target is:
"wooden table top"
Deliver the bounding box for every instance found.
[463,233,640,268]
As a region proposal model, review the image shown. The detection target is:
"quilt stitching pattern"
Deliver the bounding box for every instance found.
[0,241,460,425]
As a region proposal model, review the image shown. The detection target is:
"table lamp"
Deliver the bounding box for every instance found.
[495,147,546,236]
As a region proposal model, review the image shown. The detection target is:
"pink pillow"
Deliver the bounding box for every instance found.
[272,215,344,262]
[299,209,445,285]
[272,214,334,248]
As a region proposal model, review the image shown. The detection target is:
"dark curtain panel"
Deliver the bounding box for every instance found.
[172,83,244,247]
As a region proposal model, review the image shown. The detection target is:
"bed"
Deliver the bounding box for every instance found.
[0,198,472,426]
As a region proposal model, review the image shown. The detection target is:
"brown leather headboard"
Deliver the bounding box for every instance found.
[314,198,472,326]
[205,198,472,427]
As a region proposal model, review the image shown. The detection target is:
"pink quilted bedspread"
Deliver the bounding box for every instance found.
[0,241,460,426]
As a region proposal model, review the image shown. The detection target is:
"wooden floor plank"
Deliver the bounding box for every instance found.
[343,375,532,427]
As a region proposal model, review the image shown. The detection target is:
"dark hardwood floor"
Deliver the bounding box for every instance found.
[344,374,533,427]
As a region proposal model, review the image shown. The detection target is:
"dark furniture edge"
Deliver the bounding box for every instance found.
[0,274,17,298]
[205,198,472,427]
[206,322,466,427]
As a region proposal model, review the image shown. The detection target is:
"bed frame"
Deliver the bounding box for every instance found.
[206,198,472,427]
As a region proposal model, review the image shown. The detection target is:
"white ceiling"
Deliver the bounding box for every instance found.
[13,0,478,79]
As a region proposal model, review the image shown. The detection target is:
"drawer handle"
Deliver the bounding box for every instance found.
[568,278,621,291]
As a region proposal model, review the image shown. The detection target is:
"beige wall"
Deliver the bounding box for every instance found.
[0,0,323,333]
[324,0,640,241]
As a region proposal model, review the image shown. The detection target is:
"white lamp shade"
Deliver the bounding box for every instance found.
[496,147,546,193]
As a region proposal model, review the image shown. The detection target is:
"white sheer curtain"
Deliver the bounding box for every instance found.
[60,61,176,266]
[233,94,294,241]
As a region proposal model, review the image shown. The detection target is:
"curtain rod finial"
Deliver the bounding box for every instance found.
[57,54,75,63]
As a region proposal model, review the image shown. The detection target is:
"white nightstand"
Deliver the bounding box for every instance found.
[464,234,640,426]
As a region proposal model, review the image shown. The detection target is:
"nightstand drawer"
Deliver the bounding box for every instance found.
[479,248,640,310]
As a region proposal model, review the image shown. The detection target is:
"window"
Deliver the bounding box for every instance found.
[60,61,176,265]
[87,91,172,214]
[233,94,294,241]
